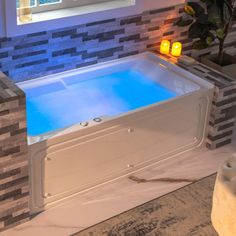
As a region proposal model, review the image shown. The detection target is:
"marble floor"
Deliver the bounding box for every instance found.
[74,174,218,236]
[1,135,236,236]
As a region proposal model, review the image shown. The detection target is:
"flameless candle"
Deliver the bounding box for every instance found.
[171,42,182,57]
[160,40,170,55]
[19,0,32,23]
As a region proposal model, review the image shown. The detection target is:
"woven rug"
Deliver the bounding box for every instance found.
[72,174,218,236]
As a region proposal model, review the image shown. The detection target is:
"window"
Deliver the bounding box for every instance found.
[16,0,61,9]
[6,0,179,37]
[17,0,118,13]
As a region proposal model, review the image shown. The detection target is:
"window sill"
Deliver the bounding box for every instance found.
[4,0,185,37]
[17,0,135,25]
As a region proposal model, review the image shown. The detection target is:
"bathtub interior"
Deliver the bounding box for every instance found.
[18,52,202,138]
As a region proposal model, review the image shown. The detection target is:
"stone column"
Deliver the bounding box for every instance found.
[211,155,236,236]
[0,72,29,232]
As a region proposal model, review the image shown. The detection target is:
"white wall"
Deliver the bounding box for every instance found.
[0,0,184,38]
[0,0,6,37]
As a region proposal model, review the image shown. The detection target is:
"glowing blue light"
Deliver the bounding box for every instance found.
[25,69,176,136]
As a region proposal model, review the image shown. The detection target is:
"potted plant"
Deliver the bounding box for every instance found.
[177,0,236,78]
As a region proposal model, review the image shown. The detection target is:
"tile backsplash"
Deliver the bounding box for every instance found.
[0,4,189,82]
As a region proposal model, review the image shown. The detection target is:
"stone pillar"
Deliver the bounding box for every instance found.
[0,72,29,232]
[211,155,236,236]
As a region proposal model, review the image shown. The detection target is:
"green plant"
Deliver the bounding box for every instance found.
[177,0,236,65]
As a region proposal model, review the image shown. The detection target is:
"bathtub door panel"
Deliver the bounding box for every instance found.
[121,97,204,165]
[43,97,204,204]
[44,127,149,203]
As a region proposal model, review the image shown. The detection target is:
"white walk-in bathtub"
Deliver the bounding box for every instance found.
[18,52,214,213]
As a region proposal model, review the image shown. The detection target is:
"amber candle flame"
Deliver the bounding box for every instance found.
[171,42,182,57]
[160,40,170,55]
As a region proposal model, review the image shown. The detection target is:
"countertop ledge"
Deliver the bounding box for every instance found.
[0,72,25,102]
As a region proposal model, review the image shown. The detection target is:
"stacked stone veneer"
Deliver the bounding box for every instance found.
[0,72,29,232]
[154,51,236,149]
[0,4,189,82]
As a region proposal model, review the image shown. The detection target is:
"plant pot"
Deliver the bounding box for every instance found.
[201,53,236,79]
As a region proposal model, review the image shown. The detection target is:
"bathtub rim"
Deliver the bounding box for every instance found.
[17,52,213,90]
[16,51,214,143]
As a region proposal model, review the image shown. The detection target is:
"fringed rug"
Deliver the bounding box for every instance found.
[72,174,218,236]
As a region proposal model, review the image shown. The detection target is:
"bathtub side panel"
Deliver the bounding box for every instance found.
[29,88,213,213]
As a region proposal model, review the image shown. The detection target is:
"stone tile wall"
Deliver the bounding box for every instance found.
[0,5,188,82]
[0,73,29,232]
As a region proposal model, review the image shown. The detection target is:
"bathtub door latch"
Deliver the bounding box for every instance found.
[127,128,134,133]
[93,117,102,122]
[80,121,89,127]
[43,193,51,199]
[127,164,134,168]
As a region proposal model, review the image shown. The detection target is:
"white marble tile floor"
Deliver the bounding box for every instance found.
[1,133,236,236]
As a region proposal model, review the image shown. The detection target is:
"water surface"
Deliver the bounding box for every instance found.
[24,69,176,136]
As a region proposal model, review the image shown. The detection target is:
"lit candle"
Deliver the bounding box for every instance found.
[160,40,171,55]
[171,42,182,57]
[19,0,32,23]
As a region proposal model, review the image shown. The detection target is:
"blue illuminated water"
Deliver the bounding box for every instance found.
[24,69,177,136]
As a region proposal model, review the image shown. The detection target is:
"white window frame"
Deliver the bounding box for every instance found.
[31,0,118,13]
[4,0,184,37]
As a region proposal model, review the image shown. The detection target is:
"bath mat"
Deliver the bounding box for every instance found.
[72,174,218,236]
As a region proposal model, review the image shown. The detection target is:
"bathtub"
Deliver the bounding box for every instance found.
[18,52,214,213]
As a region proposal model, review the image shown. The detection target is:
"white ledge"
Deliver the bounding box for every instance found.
[17,0,135,25]
[4,0,185,37]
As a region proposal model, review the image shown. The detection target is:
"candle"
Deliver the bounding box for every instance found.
[171,42,182,57]
[160,40,170,55]
[19,0,32,23]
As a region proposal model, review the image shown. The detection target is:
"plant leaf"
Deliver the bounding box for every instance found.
[192,39,209,50]
[223,2,232,21]
[189,23,202,39]
[187,2,205,16]
[188,22,210,39]
[216,28,225,39]
[176,14,194,26]
[206,36,213,45]
[208,4,222,24]
[200,0,213,3]
[196,14,210,24]
[184,5,196,16]
[206,32,215,45]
